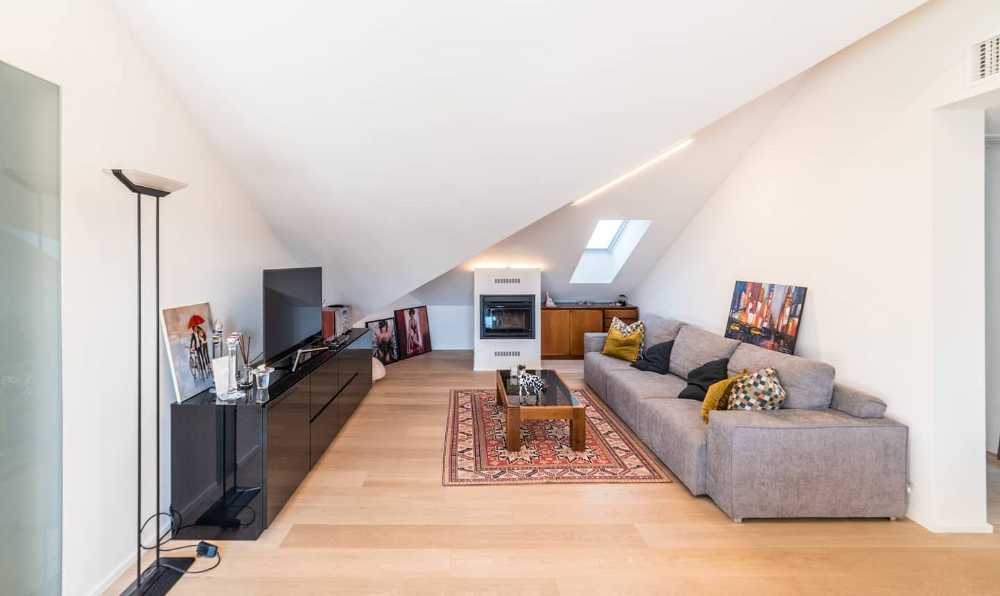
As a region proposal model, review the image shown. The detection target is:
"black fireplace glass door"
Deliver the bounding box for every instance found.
[480,295,535,339]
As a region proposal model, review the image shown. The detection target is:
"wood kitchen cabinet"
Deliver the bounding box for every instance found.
[569,310,603,356]
[541,309,571,358]
[541,305,639,358]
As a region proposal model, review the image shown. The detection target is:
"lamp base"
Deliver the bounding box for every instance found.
[119,557,194,596]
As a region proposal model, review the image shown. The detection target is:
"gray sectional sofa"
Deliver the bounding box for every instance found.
[583,314,908,522]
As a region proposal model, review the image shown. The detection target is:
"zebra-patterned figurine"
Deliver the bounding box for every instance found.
[517,370,546,395]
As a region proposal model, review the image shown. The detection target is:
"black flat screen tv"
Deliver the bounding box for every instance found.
[263,267,322,361]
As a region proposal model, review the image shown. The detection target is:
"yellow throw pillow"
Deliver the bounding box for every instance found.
[702,375,742,423]
[602,326,643,362]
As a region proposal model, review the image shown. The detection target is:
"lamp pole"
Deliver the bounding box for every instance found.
[110,170,192,596]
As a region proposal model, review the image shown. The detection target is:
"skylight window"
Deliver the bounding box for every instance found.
[571,220,651,284]
[585,219,625,250]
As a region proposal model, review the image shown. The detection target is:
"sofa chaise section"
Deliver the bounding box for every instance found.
[706,393,907,521]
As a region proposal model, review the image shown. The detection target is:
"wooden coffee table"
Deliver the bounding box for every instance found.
[495,369,586,451]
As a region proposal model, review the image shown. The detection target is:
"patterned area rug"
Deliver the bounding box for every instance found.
[443,388,671,485]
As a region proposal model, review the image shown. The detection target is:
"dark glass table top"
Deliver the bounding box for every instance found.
[497,369,578,407]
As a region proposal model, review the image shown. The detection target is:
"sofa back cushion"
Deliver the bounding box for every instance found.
[643,314,683,348]
[728,343,835,410]
[669,325,740,380]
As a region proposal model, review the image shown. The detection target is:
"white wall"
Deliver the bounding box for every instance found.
[424,305,475,350]
[360,298,474,351]
[0,1,302,593]
[930,108,987,532]
[357,269,476,350]
[988,140,1000,455]
[632,0,999,532]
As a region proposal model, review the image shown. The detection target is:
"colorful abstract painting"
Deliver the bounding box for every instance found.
[161,302,214,402]
[725,281,807,355]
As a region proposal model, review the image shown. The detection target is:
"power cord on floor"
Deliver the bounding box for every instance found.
[160,548,222,575]
[137,508,222,576]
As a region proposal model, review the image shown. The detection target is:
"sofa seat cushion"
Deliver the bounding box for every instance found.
[603,370,687,431]
[583,352,635,399]
[669,325,740,380]
[635,398,709,495]
[728,343,835,410]
[709,407,902,430]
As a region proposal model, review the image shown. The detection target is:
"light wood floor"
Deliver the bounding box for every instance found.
[110,351,1000,595]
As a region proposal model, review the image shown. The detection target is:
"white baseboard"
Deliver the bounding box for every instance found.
[921,522,995,534]
[87,525,173,596]
[87,549,136,596]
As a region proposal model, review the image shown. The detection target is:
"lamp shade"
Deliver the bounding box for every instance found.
[105,168,187,197]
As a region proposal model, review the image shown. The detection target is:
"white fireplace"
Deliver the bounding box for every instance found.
[473,268,541,371]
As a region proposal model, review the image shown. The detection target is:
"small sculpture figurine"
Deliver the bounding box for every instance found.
[517,370,547,396]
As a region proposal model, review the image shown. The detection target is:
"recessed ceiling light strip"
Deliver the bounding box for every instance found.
[571,138,694,207]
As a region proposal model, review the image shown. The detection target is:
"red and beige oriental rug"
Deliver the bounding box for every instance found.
[443,388,671,486]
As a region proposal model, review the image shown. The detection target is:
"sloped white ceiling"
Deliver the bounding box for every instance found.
[409,74,804,308]
[114,0,923,309]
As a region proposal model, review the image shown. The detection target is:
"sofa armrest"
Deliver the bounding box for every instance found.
[831,384,887,418]
[706,409,907,521]
[583,332,608,354]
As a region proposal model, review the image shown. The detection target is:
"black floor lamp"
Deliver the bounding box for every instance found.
[109,169,191,595]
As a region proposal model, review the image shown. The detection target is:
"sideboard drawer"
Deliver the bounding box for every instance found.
[604,308,638,320]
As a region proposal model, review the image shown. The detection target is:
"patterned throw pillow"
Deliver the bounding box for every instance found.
[608,317,646,346]
[727,368,787,411]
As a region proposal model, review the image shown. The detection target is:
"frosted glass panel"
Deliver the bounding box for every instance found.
[0,61,61,595]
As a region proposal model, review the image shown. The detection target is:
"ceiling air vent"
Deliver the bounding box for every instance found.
[974,34,1000,82]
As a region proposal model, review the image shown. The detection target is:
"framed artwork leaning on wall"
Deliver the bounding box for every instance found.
[724,281,807,355]
[366,317,401,365]
[395,305,432,359]
[161,302,215,402]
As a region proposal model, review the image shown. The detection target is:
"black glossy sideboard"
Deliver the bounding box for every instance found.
[170,328,373,540]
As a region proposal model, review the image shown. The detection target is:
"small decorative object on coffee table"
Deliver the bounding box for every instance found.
[517,370,546,395]
[495,368,586,452]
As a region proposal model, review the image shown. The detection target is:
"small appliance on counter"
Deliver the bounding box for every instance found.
[617,294,628,306]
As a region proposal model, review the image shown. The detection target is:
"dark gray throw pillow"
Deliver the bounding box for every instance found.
[678,358,729,401]
[630,341,673,375]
